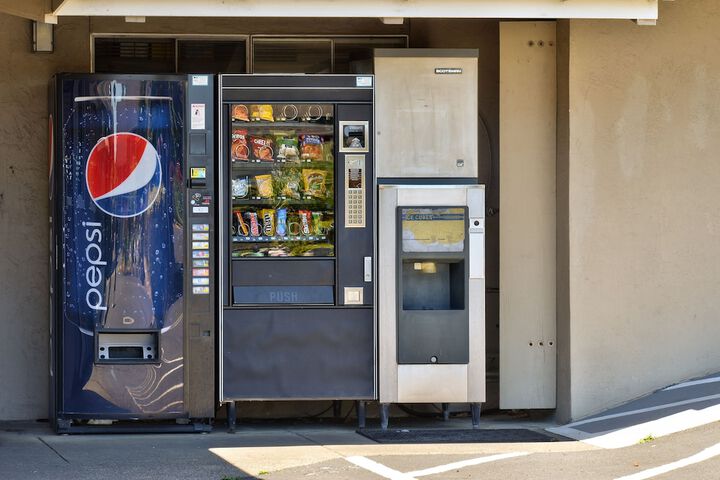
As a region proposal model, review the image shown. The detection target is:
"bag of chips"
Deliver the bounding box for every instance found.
[300,134,324,161]
[255,174,274,198]
[232,104,249,122]
[231,129,249,161]
[302,169,327,198]
[261,209,276,236]
[272,169,301,200]
[251,104,274,122]
[276,136,300,162]
[231,176,249,198]
[250,136,274,162]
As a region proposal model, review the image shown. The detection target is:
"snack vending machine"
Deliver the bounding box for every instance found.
[374,49,485,428]
[49,74,216,432]
[218,75,375,426]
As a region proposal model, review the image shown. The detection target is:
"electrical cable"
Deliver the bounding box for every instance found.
[478,110,498,216]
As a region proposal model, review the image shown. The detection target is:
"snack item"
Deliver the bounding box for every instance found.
[272,169,301,199]
[287,214,302,236]
[250,135,274,162]
[245,212,260,237]
[232,104,249,122]
[300,134,324,161]
[276,136,300,162]
[235,211,249,236]
[251,104,274,122]
[261,209,276,236]
[276,208,288,236]
[231,176,249,198]
[231,129,249,161]
[299,210,312,235]
[311,212,323,235]
[302,169,327,198]
[255,174,274,198]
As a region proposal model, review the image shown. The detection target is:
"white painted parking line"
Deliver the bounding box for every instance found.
[406,452,531,477]
[345,456,418,480]
[563,393,720,428]
[614,442,720,480]
[345,452,531,479]
[663,376,720,391]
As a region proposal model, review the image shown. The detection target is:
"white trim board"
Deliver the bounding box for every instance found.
[50,0,658,20]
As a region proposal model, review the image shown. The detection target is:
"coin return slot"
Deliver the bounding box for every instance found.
[97,332,158,363]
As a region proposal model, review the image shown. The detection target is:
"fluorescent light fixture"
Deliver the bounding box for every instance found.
[32,21,54,53]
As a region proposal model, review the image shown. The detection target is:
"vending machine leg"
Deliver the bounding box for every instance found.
[380,403,390,430]
[357,401,366,429]
[471,403,481,429]
[442,403,450,421]
[227,402,237,433]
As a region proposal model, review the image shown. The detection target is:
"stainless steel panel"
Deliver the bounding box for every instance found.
[378,185,486,403]
[375,50,478,179]
[397,364,468,403]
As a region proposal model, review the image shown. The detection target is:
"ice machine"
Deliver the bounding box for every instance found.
[374,50,485,428]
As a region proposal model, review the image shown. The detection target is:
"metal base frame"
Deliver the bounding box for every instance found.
[56,418,212,434]
[225,400,369,432]
[378,403,482,430]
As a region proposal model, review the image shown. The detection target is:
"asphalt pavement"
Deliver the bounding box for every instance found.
[2,416,720,480]
[5,375,720,480]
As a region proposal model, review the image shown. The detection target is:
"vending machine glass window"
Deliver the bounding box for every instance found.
[229,103,335,258]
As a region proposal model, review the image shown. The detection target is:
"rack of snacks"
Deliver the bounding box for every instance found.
[229,103,335,258]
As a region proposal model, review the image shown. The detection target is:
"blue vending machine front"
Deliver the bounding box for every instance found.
[50,74,216,432]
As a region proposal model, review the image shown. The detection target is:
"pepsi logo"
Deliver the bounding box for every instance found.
[86,132,162,218]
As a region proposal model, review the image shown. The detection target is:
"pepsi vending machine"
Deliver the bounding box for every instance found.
[49,74,216,432]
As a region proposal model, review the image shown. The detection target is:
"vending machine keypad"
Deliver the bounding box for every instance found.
[345,154,366,228]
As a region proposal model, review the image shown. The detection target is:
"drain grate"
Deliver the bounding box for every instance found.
[357,428,563,444]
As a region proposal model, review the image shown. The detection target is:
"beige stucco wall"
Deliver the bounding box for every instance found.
[0,13,89,420]
[564,0,720,420]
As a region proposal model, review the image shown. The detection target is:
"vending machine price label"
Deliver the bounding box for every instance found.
[356,76,373,87]
[191,75,209,86]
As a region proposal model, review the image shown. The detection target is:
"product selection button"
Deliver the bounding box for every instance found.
[192,232,210,240]
[192,259,210,267]
[192,206,209,214]
[192,241,210,250]
[192,250,210,259]
[192,286,210,295]
[192,224,210,231]
[192,277,210,286]
[192,268,210,277]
